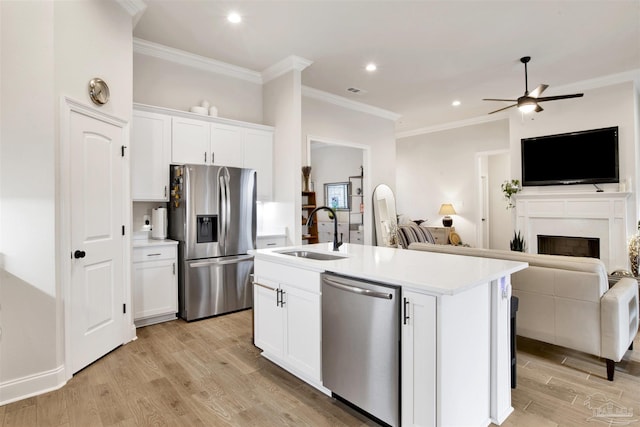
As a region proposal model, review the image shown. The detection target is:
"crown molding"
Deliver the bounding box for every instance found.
[551,68,640,94]
[133,38,263,84]
[116,0,147,17]
[396,114,508,139]
[302,86,401,121]
[262,55,313,83]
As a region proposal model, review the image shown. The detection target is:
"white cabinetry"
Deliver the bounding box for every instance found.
[402,290,436,426]
[318,221,349,243]
[131,110,171,201]
[256,235,286,249]
[132,242,178,327]
[167,110,273,201]
[253,259,323,388]
[171,116,209,164]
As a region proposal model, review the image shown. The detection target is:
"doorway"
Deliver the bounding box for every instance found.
[476,150,511,250]
[306,136,371,245]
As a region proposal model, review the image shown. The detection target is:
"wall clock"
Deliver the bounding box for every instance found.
[88,78,110,105]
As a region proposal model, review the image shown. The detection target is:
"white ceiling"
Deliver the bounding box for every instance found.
[133,1,640,133]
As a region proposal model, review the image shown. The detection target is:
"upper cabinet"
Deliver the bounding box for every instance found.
[133,103,274,201]
[131,110,171,201]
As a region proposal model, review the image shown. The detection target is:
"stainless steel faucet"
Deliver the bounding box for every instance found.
[306,206,343,251]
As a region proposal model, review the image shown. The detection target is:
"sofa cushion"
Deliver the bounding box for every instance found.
[397,223,436,248]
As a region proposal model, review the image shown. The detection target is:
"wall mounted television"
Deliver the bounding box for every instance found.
[521,126,619,187]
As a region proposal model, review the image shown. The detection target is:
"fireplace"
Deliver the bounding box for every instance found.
[537,235,600,259]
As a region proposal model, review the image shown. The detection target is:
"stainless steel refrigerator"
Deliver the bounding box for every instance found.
[168,164,256,321]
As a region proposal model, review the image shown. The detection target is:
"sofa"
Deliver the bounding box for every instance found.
[408,242,639,380]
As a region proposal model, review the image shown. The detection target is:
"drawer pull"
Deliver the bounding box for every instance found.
[253,281,277,292]
[147,253,162,257]
[266,243,277,246]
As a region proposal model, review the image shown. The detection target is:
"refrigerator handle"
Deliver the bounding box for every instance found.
[219,173,227,249]
[224,174,231,246]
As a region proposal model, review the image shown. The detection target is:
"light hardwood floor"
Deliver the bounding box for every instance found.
[1,309,638,426]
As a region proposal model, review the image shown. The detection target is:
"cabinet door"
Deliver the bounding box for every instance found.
[131,110,171,201]
[253,281,284,358]
[133,258,177,320]
[282,284,321,381]
[244,128,273,201]
[402,290,436,427]
[171,116,209,164]
[210,123,243,167]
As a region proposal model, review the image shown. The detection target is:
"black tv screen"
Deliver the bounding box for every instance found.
[521,126,619,186]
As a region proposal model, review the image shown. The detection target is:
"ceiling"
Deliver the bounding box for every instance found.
[133,1,640,133]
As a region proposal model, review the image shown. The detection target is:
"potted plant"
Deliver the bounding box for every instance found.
[501,179,521,209]
[510,230,526,252]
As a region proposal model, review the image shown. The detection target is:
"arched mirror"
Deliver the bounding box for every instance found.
[372,184,398,247]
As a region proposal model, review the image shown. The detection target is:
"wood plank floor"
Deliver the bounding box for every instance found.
[1,309,638,426]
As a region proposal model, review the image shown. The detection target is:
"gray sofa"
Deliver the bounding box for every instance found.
[408,242,639,380]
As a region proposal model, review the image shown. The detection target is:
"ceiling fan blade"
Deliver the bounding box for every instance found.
[488,104,517,114]
[536,93,584,102]
[483,98,517,102]
[535,104,544,113]
[529,84,549,98]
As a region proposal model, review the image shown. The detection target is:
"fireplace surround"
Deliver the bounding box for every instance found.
[515,192,631,271]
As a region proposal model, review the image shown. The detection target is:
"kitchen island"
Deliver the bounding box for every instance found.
[251,243,528,427]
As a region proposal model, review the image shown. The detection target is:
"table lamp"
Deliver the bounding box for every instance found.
[438,203,456,227]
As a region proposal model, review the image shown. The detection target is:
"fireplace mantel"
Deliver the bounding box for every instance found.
[514,191,631,272]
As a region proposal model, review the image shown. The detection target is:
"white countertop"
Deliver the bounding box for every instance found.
[133,239,179,248]
[252,243,528,296]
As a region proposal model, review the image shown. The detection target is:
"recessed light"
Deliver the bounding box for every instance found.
[365,63,377,72]
[227,12,242,23]
[452,100,461,107]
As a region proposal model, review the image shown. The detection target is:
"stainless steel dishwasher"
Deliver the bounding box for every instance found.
[321,273,400,427]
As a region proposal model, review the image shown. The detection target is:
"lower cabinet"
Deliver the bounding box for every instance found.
[402,290,437,426]
[132,242,178,327]
[253,259,322,387]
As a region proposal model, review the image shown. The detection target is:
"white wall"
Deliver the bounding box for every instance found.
[396,119,510,247]
[302,97,397,244]
[0,0,132,404]
[263,71,303,245]
[133,55,262,124]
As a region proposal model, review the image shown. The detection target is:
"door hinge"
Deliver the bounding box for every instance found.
[122,225,125,236]
[123,303,126,314]
[121,145,127,157]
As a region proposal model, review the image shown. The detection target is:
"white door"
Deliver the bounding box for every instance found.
[282,284,321,380]
[210,123,243,167]
[253,281,284,358]
[69,109,125,373]
[171,116,209,164]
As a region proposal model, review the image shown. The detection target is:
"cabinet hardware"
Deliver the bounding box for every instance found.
[280,289,286,307]
[121,145,126,157]
[122,225,125,236]
[266,242,276,246]
[276,288,281,307]
[204,152,207,163]
[123,303,126,314]
[403,298,410,325]
[164,186,167,198]
[173,262,176,275]
[73,250,86,259]
[253,281,277,292]
[147,253,161,257]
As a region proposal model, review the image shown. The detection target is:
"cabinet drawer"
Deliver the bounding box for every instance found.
[255,259,320,294]
[257,236,286,249]
[349,230,364,244]
[133,245,177,262]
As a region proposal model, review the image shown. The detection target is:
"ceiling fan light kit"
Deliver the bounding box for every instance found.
[483,56,583,115]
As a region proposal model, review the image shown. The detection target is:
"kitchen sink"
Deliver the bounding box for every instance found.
[277,250,346,261]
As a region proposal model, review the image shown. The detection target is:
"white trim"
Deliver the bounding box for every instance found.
[133,38,263,84]
[396,114,508,139]
[116,0,147,17]
[262,55,313,83]
[302,86,401,121]
[0,365,66,406]
[60,96,132,382]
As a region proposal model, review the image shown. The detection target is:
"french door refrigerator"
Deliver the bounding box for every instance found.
[168,164,256,321]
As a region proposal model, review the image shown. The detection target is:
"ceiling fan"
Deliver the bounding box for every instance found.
[484,56,583,114]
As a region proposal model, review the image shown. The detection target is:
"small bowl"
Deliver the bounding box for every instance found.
[189,106,208,115]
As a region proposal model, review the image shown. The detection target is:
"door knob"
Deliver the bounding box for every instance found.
[74,250,86,259]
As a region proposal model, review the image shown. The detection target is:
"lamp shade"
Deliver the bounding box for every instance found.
[438,203,456,216]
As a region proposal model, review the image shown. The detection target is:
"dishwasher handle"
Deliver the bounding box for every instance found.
[323,277,393,300]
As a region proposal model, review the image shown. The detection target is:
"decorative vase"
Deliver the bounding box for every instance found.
[302,166,312,192]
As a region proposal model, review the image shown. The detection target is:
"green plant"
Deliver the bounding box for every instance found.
[510,230,526,252]
[501,179,521,209]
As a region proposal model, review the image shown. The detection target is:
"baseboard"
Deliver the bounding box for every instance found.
[0,364,66,406]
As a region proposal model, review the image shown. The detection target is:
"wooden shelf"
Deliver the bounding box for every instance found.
[302,204,316,210]
[302,191,319,244]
